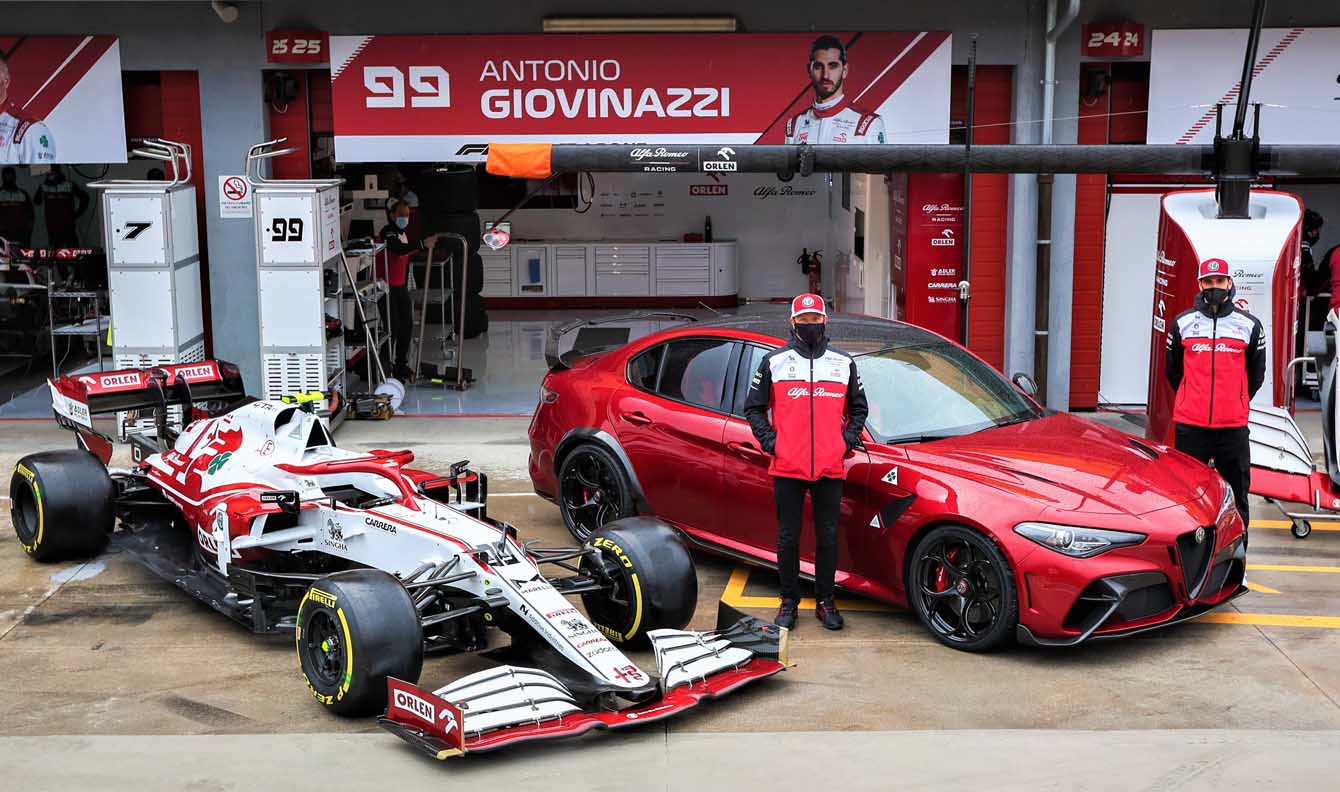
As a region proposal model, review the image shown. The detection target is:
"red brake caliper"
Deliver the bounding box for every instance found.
[934,546,960,592]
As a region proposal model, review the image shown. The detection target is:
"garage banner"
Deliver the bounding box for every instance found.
[329,32,951,163]
[1148,27,1340,144]
[1,36,127,164]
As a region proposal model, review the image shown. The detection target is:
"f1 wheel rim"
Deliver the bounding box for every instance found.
[913,534,1006,645]
[561,449,623,541]
[303,609,345,689]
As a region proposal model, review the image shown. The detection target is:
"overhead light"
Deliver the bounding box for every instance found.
[543,16,738,34]
[211,1,239,23]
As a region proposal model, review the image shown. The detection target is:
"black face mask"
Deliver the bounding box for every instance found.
[794,322,827,348]
[1201,287,1232,310]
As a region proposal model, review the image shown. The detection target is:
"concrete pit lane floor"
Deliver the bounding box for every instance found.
[2,415,1340,790]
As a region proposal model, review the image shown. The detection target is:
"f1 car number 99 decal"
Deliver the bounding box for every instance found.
[270,217,305,242]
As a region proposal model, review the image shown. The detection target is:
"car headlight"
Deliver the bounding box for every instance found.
[1216,483,1235,524]
[1013,522,1146,558]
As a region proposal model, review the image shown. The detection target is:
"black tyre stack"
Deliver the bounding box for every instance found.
[419,167,488,338]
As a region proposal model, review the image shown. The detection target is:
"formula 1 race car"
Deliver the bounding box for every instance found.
[9,361,784,758]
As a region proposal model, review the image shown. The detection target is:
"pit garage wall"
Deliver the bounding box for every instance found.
[7,2,269,389]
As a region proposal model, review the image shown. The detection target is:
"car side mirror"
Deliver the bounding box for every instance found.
[1011,372,1037,398]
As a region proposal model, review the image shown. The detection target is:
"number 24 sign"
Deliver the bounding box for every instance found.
[266,30,329,64]
[1082,22,1144,57]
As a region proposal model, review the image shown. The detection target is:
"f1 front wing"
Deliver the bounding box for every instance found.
[378,603,786,758]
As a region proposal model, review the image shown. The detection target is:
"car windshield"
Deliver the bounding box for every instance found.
[856,343,1042,443]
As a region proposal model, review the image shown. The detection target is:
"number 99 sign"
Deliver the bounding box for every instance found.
[259,195,316,264]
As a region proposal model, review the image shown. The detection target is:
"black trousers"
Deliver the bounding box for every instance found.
[773,476,844,602]
[1174,423,1251,530]
[380,285,414,371]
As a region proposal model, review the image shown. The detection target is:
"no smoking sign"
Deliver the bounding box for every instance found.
[218,175,253,219]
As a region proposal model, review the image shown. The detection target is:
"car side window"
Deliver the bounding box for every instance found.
[731,344,770,417]
[657,339,733,411]
[627,345,664,391]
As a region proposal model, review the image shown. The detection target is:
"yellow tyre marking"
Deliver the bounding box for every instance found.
[337,607,354,698]
[624,572,643,642]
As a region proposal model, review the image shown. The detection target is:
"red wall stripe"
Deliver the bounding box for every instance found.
[158,71,212,354]
[952,65,1013,370]
[1068,65,1113,409]
[266,71,312,180]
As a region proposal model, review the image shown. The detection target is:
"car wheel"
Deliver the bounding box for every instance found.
[907,525,1018,652]
[297,569,424,717]
[581,517,697,647]
[9,450,113,562]
[558,443,635,542]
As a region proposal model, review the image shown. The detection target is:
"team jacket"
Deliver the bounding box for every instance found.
[0,185,34,244]
[378,222,426,288]
[784,96,886,145]
[1165,292,1266,428]
[742,338,869,481]
[0,106,56,165]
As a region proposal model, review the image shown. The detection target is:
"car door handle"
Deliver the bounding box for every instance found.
[621,411,653,426]
[728,441,767,460]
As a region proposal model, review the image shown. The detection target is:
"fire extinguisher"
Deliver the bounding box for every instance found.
[798,248,823,296]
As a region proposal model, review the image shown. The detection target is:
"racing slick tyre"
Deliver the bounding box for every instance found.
[9,450,113,562]
[558,443,635,542]
[581,517,697,647]
[297,570,424,717]
[907,524,1018,652]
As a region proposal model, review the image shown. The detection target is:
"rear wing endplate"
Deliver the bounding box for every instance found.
[544,312,698,370]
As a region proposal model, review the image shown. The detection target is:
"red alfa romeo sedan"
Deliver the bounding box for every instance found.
[528,308,1247,651]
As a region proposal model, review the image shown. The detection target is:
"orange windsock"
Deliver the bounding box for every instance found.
[485,144,553,179]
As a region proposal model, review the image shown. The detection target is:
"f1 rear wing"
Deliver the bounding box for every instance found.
[49,361,247,461]
[544,312,698,370]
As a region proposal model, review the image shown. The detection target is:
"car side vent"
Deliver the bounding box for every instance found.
[1126,438,1160,460]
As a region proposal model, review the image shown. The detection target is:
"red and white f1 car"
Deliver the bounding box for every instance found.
[10,361,785,758]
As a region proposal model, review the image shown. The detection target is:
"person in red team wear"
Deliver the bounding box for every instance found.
[379,199,439,381]
[743,294,868,631]
[1165,257,1266,540]
[785,35,887,145]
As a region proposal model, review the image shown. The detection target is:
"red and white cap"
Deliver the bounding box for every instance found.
[791,293,827,319]
[1197,258,1231,281]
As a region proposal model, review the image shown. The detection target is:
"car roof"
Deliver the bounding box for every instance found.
[692,304,944,351]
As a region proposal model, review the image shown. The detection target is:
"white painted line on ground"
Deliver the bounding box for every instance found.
[488,492,541,498]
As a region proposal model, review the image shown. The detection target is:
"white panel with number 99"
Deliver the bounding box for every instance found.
[258,194,317,265]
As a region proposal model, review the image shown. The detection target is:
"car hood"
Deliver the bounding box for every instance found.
[896,413,1216,520]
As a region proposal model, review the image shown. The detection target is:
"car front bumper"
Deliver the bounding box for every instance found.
[1015,514,1248,646]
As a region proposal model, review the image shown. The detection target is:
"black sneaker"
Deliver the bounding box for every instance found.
[775,599,799,630]
[816,597,844,631]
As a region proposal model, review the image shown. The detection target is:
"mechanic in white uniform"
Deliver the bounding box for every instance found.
[0,53,57,165]
[785,35,886,145]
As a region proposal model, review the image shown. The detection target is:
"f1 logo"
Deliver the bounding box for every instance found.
[122,221,152,240]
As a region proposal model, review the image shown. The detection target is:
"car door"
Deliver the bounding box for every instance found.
[720,342,872,581]
[611,337,737,535]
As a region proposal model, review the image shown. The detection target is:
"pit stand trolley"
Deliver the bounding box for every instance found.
[245,139,348,426]
[89,139,205,437]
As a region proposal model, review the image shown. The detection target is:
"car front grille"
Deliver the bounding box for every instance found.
[1176,525,1216,599]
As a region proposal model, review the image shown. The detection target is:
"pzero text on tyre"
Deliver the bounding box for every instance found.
[581,517,697,647]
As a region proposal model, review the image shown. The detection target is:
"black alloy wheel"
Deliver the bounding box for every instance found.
[302,609,345,689]
[908,525,1018,651]
[558,445,633,542]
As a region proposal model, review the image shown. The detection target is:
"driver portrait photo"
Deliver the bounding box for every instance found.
[0,52,57,164]
[785,35,887,145]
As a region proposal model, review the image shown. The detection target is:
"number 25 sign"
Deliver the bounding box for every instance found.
[266,30,329,64]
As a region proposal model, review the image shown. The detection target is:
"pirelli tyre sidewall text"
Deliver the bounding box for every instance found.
[9,450,113,562]
[581,517,697,647]
[296,569,424,716]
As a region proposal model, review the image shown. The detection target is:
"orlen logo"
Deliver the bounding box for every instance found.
[81,373,139,390]
[176,364,215,381]
[1190,342,1241,354]
[393,689,436,724]
[930,229,956,246]
[631,147,689,160]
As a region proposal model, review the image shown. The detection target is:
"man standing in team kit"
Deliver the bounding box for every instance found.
[744,294,869,631]
[785,35,887,145]
[1165,257,1266,540]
